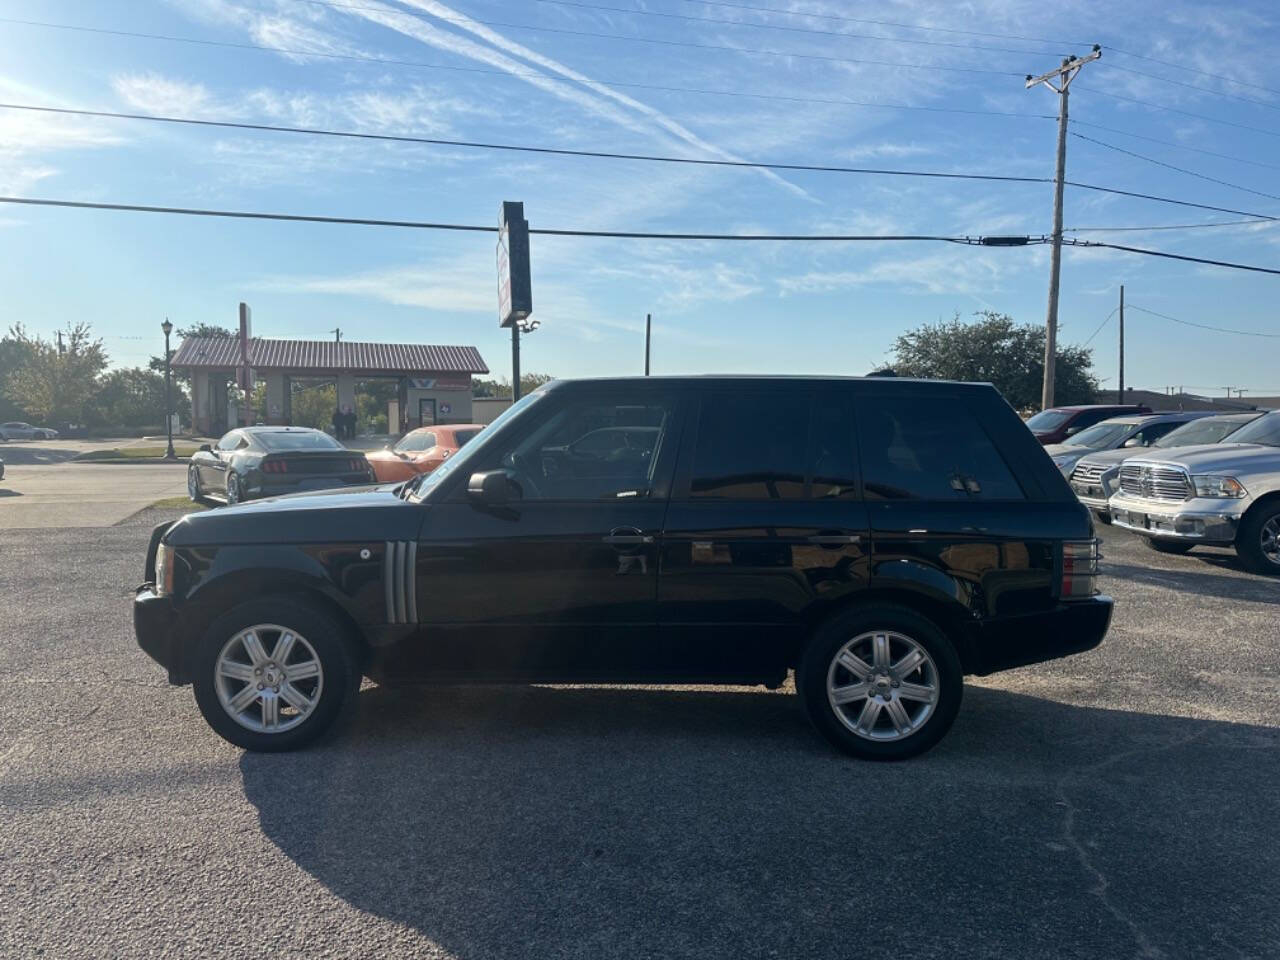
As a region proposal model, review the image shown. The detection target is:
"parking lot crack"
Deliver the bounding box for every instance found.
[1055,731,1207,960]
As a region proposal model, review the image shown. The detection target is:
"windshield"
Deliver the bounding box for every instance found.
[1224,411,1280,447]
[1026,409,1070,430]
[257,431,342,451]
[1154,417,1252,447]
[410,392,543,499]
[1064,422,1131,448]
[394,431,436,453]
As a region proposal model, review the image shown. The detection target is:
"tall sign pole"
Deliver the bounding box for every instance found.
[497,201,533,400]
[644,313,651,375]
[1026,45,1101,409]
[1118,284,1125,404]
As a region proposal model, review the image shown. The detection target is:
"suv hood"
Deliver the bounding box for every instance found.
[165,484,422,546]
[1122,442,1279,473]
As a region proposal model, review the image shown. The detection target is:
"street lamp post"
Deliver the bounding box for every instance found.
[161,318,176,461]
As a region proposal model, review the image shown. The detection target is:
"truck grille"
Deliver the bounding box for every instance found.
[1118,464,1191,501]
[1071,460,1106,484]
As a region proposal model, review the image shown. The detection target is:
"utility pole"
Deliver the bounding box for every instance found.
[1026,45,1101,410]
[1118,284,1124,404]
[331,327,342,342]
[56,330,65,355]
[644,313,652,376]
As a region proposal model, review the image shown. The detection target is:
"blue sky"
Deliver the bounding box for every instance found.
[1,0,1278,396]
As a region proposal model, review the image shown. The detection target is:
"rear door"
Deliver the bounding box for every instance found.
[658,385,870,681]
[854,387,1072,620]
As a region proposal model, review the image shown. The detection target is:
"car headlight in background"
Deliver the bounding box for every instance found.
[154,542,175,596]
[1051,455,1072,466]
[1191,475,1246,498]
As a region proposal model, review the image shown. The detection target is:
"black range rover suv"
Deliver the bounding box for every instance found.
[134,376,1111,759]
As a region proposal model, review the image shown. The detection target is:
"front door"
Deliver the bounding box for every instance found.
[405,385,684,680]
[419,398,436,428]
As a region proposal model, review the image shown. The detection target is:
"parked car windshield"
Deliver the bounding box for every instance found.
[1064,421,1131,448]
[257,431,342,451]
[1025,409,1070,430]
[1154,416,1253,447]
[394,431,436,453]
[411,392,543,499]
[1224,411,1280,447]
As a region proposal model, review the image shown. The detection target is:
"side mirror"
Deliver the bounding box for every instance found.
[198,443,212,453]
[1123,437,1143,448]
[468,469,517,504]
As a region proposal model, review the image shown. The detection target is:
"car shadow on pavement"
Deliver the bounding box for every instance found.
[0,444,83,465]
[1103,560,1280,604]
[239,684,1280,960]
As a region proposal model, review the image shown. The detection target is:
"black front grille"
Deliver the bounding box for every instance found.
[1118,464,1190,501]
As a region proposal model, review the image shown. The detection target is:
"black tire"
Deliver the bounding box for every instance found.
[225,471,242,505]
[191,597,359,751]
[1143,538,1194,555]
[187,464,202,502]
[796,604,963,761]
[1236,502,1280,576]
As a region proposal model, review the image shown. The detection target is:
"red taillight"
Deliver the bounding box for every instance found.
[263,459,289,474]
[1061,540,1099,599]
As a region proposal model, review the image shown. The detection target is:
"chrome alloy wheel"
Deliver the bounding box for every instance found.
[225,472,241,504]
[1262,516,1280,568]
[187,465,200,500]
[826,630,940,742]
[214,624,324,733]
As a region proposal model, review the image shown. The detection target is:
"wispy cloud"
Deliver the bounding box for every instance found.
[0,76,125,193]
[777,248,1008,295]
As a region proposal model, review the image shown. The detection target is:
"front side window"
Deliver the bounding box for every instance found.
[857,396,1023,500]
[486,394,674,500]
[452,429,481,447]
[1129,421,1181,447]
[690,393,808,499]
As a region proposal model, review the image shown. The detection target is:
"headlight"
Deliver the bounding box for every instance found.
[154,542,175,596]
[1051,454,1072,466]
[1191,475,1246,498]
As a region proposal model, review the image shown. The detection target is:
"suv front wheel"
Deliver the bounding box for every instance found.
[1236,502,1280,576]
[797,605,963,760]
[191,597,359,751]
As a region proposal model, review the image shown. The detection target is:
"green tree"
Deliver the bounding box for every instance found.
[890,311,1098,411]
[472,373,555,398]
[91,367,188,428]
[290,382,338,431]
[0,333,35,420]
[4,323,108,424]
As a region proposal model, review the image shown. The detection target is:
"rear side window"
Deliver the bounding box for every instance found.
[690,394,807,499]
[856,396,1024,500]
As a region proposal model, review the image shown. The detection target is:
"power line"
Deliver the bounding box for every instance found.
[294,0,1029,77]
[1074,84,1280,140]
[667,0,1088,46]
[1064,239,1280,277]
[1069,119,1280,173]
[1066,218,1273,233]
[1069,131,1280,203]
[0,17,1051,120]
[1103,62,1280,112]
[0,195,978,241]
[1106,46,1280,99]
[0,102,1055,184]
[1082,306,1119,346]
[9,102,1280,222]
[1125,303,1280,338]
[531,0,1064,57]
[8,194,1280,277]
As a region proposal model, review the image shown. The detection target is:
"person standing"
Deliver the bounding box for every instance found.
[331,406,342,439]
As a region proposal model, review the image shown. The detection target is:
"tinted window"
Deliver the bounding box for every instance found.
[497,395,674,500]
[810,400,858,499]
[690,394,807,499]
[258,431,342,451]
[453,429,481,447]
[1155,416,1254,447]
[1130,421,1181,446]
[1025,410,1070,430]
[857,397,1023,500]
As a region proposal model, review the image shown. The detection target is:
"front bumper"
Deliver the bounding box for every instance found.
[134,585,185,684]
[1071,476,1116,512]
[964,596,1113,676]
[1108,494,1245,544]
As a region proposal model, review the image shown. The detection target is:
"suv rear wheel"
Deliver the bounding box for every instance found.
[191,597,359,751]
[1236,502,1280,576]
[797,605,963,760]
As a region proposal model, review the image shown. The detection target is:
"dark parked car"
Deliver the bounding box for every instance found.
[1025,404,1152,445]
[187,426,373,505]
[136,377,1111,759]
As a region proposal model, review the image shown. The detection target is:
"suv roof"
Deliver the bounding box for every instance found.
[546,375,999,390]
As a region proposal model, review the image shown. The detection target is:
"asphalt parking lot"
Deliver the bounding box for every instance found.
[1,512,1277,960]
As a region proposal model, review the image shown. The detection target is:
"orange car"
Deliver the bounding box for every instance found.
[367,424,485,483]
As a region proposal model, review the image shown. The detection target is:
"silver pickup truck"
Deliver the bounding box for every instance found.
[1108,410,1280,574]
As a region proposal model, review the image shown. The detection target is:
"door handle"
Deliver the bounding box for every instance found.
[604,527,655,545]
[806,534,861,545]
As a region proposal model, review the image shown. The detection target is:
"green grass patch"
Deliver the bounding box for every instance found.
[74,445,199,461]
[149,496,207,511]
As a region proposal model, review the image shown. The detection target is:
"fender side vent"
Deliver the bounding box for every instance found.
[383,540,418,624]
